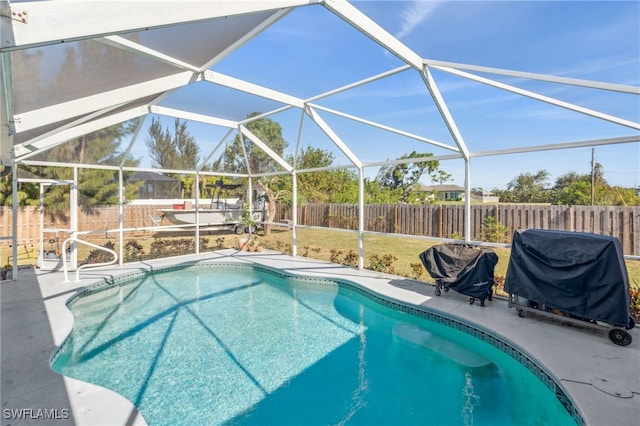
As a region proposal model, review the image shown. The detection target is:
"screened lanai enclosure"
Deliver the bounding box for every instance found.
[1,0,639,278]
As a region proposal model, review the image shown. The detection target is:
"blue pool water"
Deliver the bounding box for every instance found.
[52,265,577,426]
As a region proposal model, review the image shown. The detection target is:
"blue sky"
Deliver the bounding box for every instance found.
[143,0,639,191]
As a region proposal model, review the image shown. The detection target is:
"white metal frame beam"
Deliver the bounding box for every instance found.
[305,105,363,169]
[0,51,12,165]
[309,103,460,153]
[14,71,197,133]
[19,102,133,150]
[201,8,294,72]
[424,58,640,95]
[323,0,423,70]
[1,0,320,52]
[150,105,237,129]
[470,135,640,158]
[420,65,472,241]
[363,153,464,169]
[238,124,293,173]
[432,65,640,130]
[307,65,412,103]
[15,106,148,159]
[421,67,470,160]
[204,71,305,108]
[99,36,201,73]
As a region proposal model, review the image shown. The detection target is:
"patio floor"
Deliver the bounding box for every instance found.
[2,249,639,425]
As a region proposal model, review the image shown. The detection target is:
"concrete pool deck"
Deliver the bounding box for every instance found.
[2,249,639,426]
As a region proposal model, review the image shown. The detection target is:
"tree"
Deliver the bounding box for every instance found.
[605,186,640,206]
[326,170,360,203]
[283,146,360,204]
[0,166,39,207]
[145,117,200,197]
[286,146,334,203]
[364,178,401,204]
[492,170,552,203]
[553,180,592,205]
[145,118,199,170]
[46,124,141,211]
[552,164,604,201]
[552,164,639,206]
[146,118,174,170]
[219,113,288,236]
[376,151,450,203]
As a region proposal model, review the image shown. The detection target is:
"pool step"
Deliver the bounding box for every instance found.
[393,323,494,370]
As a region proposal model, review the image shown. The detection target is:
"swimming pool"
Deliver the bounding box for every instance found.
[52,264,577,425]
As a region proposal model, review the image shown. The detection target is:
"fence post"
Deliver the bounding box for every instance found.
[394,205,398,233]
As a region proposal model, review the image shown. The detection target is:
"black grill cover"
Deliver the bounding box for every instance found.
[505,229,631,328]
[419,244,498,300]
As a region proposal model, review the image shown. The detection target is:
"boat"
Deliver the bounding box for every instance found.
[155,182,264,234]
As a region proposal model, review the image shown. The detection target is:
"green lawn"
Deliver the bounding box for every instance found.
[254,227,640,290]
[3,227,639,291]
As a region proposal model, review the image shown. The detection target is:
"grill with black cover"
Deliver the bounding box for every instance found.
[505,229,635,346]
[419,244,498,306]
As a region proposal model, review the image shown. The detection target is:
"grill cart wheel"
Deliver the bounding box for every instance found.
[517,309,526,318]
[608,329,632,346]
[469,298,475,305]
[434,287,441,296]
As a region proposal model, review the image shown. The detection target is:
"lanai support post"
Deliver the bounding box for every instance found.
[11,158,17,279]
[70,167,78,271]
[118,168,124,265]
[421,65,471,241]
[247,176,253,240]
[195,171,200,255]
[292,171,297,257]
[2,51,18,279]
[358,166,365,270]
[118,117,144,265]
[464,158,471,242]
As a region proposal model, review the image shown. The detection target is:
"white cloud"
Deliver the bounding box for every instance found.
[395,1,442,39]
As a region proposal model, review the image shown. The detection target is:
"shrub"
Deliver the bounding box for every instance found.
[329,249,343,264]
[342,249,358,267]
[479,216,509,243]
[124,240,145,262]
[449,231,463,240]
[326,248,358,267]
[493,275,506,297]
[83,241,116,265]
[368,253,397,274]
[215,237,226,248]
[150,238,209,257]
[410,262,424,280]
[630,282,640,323]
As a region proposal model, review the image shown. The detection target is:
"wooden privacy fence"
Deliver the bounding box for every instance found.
[275,203,640,256]
[1,203,638,255]
[0,204,172,244]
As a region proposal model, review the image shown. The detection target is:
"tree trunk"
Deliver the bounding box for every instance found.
[78,135,86,164]
[257,181,276,236]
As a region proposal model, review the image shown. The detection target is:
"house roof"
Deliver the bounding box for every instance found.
[420,184,466,192]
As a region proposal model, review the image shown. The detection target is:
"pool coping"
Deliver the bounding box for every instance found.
[2,249,639,426]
